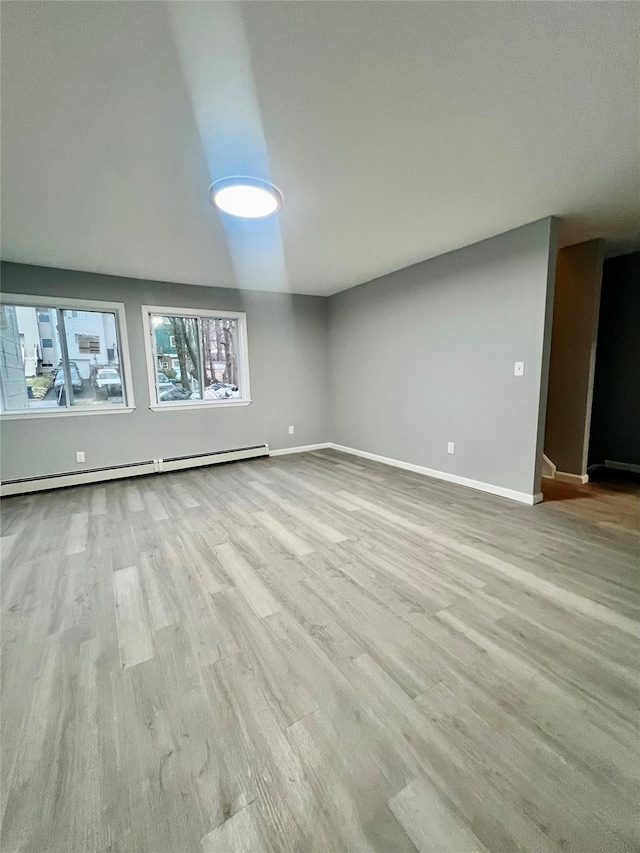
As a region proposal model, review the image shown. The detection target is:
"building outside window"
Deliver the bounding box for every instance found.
[0,295,134,415]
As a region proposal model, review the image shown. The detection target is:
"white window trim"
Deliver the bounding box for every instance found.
[141,304,251,412]
[0,293,136,418]
[0,406,136,421]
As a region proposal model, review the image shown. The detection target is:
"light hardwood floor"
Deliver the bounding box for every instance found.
[1,450,638,853]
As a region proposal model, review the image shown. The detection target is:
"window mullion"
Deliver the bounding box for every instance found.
[150,314,160,404]
[57,308,74,409]
[197,318,205,400]
[113,313,126,405]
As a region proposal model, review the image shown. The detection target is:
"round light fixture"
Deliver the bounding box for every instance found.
[209,176,283,219]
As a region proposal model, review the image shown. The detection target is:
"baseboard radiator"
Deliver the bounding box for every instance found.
[0,444,269,497]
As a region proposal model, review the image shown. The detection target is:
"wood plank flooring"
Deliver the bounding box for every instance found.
[1,449,638,852]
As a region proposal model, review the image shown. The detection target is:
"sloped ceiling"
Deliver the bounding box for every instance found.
[1,1,639,295]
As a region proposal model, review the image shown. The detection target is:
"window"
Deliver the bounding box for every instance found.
[77,334,100,354]
[142,305,250,409]
[0,295,134,416]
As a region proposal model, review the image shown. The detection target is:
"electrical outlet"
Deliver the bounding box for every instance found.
[448,442,455,454]
[76,451,86,463]
[514,361,525,376]
[288,425,295,435]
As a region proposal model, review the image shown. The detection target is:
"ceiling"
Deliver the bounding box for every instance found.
[1,1,639,296]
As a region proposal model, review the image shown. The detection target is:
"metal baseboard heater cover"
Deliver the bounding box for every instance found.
[0,445,269,497]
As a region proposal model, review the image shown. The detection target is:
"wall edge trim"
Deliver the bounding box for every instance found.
[329,443,541,505]
[555,471,589,485]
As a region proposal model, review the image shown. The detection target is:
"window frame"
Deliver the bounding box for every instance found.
[0,293,135,419]
[142,304,251,411]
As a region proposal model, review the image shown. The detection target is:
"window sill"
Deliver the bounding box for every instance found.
[0,406,136,420]
[149,399,252,412]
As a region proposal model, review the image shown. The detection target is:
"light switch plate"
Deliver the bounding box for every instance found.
[447,442,455,454]
[514,361,525,376]
[76,451,85,463]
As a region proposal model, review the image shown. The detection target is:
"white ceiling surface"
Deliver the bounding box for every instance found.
[2,2,639,296]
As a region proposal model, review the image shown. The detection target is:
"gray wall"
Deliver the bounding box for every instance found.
[589,251,640,468]
[1,219,558,495]
[0,262,329,480]
[544,240,603,476]
[328,218,558,497]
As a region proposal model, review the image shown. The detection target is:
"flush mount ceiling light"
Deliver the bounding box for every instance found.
[209,176,283,219]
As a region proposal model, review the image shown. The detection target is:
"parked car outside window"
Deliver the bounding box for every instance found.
[96,368,122,396]
[54,362,83,393]
[159,385,192,402]
[203,382,240,400]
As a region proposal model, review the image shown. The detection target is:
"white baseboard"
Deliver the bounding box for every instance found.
[1,445,269,497]
[159,446,268,472]
[329,443,542,505]
[541,453,556,479]
[2,439,545,506]
[604,460,640,474]
[269,443,332,457]
[1,461,157,496]
[555,471,589,485]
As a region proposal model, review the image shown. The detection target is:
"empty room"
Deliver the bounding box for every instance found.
[1,2,638,852]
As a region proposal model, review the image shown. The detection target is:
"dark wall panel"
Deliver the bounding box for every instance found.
[589,252,640,467]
